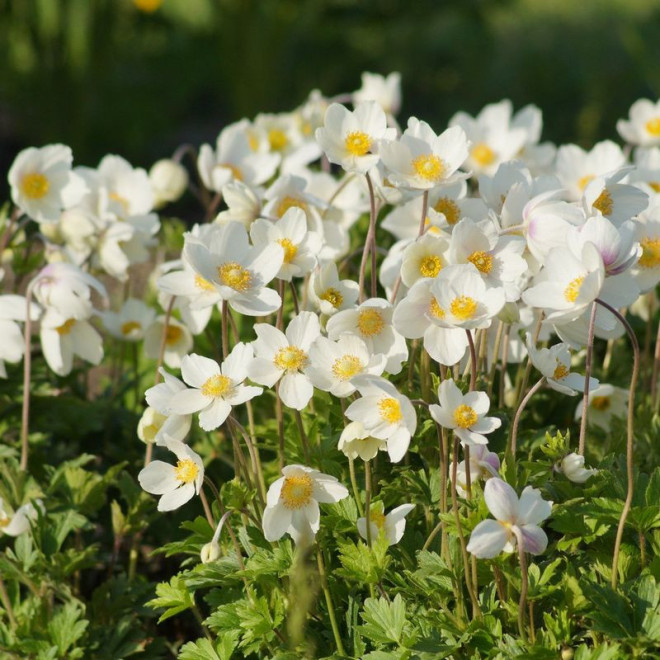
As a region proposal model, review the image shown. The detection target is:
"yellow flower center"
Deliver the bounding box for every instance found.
[467,250,493,274]
[278,238,298,264]
[216,163,243,182]
[412,154,446,182]
[109,191,130,214]
[638,237,660,269]
[320,287,343,309]
[593,188,613,216]
[553,364,570,380]
[433,197,460,225]
[121,321,142,336]
[21,172,50,199]
[370,509,386,529]
[345,131,372,156]
[142,414,167,443]
[174,459,199,484]
[273,346,307,371]
[578,175,594,191]
[419,255,443,278]
[280,473,314,509]
[201,374,232,397]
[357,309,385,337]
[277,196,308,219]
[564,276,585,303]
[450,295,478,321]
[56,318,76,335]
[646,118,660,136]
[591,395,611,411]
[133,0,162,11]
[165,325,183,345]
[332,355,364,381]
[423,217,442,235]
[268,129,289,152]
[218,262,252,292]
[195,274,216,292]
[649,182,660,193]
[453,404,478,429]
[0,516,9,529]
[471,143,496,167]
[378,397,402,424]
[428,297,445,320]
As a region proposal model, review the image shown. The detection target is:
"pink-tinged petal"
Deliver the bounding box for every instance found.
[518,524,548,555]
[312,476,349,503]
[158,482,195,511]
[483,478,519,523]
[517,486,552,526]
[168,389,210,415]
[181,353,220,388]
[262,504,292,541]
[198,398,232,431]
[466,519,510,558]
[138,461,178,494]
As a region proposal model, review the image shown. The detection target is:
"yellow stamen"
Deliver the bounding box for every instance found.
[273,346,307,371]
[276,196,308,218]
[109,191,130,214]
[638,237,660,269]
[280,473,313,509]
[649,182,660,193]
[201,374,232,397]
[174,458,199,484]
[121,321,142,336]
[553,364,569,380]
[278,238,298,264]
[593,188,613,216]
[591,396,611,411]
[370,509,386,529]
[133,0,162,11]
[428,297,445,319]
[378,397,402,424]
[268,129,288,152]
[467,250,493,274]
[646,118,660,137]
[450,295,478,321]
[216,163,243,181]
[218,262,252,292]
[564,276,585,303]
[453,404,478,429]
[345,131,372,156]
[357,309,385,337]
[331,355,364,381]
[195,274,216,292]
[56,319,76,335]
[433,197,460,225]
[21,172,50,199]
[412,154,446,182]
[320,287,343,308]
[578,175,594,191]
[419,255,443,278]
[471,143,496,167]
[165,325,183,345]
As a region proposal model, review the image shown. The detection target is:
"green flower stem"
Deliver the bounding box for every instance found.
[578,301,598,456]
[513,312,545,411]
[348,458,364,517]
[275,381,285,472]
[365,459,373,547]
[221,300,230,360]
[0,575,16,630]
[229,415,267,509]
[465,329,478,392]
[358,171,378,303]
[316,549,346,657]
[499,324,512,409]
[19,277,37,472]
[294,409,312,465]
[509,377,546,459]
[487,321,505,400]
[515,531,529,644]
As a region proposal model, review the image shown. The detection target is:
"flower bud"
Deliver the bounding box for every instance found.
[560,452,596,483]
[200,541,221,564]
[149,159,188,208]
[137,407,167,444]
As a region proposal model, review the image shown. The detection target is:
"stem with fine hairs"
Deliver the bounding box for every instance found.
[510,377,546,458]
[19,277,37,472]
[578,301,598,455]
[358,172,378,302]
[513,528,529,643]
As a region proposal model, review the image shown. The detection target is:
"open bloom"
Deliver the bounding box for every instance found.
[357,502,415,546]
[467,478,552,558]
[138,439,204,512]
[617,99,660,147]
[574,383,628,430]
[429,379,501,446]
[338,421,387,461]
[262,465,349,544]
[558,453,597,483]
[0,498,43,537]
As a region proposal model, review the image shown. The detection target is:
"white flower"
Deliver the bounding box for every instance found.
[8,144,87,223]
[558,453,597,484]
[345,376,417,463]
[574,383,627,431]
[138,439,204,511]
[429,379,501,446]
[617,99,660,147]
[96,154,154,217]
[467,478,552,558]
[262,465,349,544]
[353,71,402,116]
[338,421,387,461]
[0,498,43,537]
[102,298,156,342]
[453,444,500,498]
[247,312,321,410]
[357,502,415,546]
[0,295,40,378]
[143,316,194,369]
[308,261,359,317]
[169,344,262,431]
[214,180,263,229]
[149,159,188,208]
[144,368,195,445]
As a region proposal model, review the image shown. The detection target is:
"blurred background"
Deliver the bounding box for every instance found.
[1,0,660,181]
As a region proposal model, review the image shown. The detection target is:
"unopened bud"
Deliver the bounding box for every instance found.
[149,159,188,208]
[200,541,220,564]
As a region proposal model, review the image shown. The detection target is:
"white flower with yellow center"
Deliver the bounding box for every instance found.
[250,208,322,282]
[138,438,204,512]
[143,368,194,446]
[262,465,349,544]
[8,144,87,223]
[102,298,156,342]
[525,333,598,396]
[306,334,386,398]
[247,312,321,410]
[379,117,469,191]
[315,101,396,174]
[0,294,41,379]
[40,309,103,377]
[169,344,262,431]
[95,154,154,217]
[0,498,43,537]
[183,221,284,317]
[214,180,263,229]
[338,421,387,461]
[631,199,660,293]
[357,502,415,546]
[581,169,648,227]
[143,316,193,369]
[261,174,325,235]
[400,232,450,288]
[574,383,627,431]
[617,99,660,147]
[326,298,408,374]
[353,71,402,117]
[345,376,417,463]
[429,378,501,446]
[308,261,359,317]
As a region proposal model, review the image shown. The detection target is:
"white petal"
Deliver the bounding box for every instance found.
[138,461,179,495]
[466,519,510,558]
[158,483,195,511]
[483,478,519,523]
[262,504,293,541]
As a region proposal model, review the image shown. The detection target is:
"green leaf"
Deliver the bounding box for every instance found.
[336,536,390,585]
[147,575,194,623]
[47,602,89,658]
[359,594,407,646]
